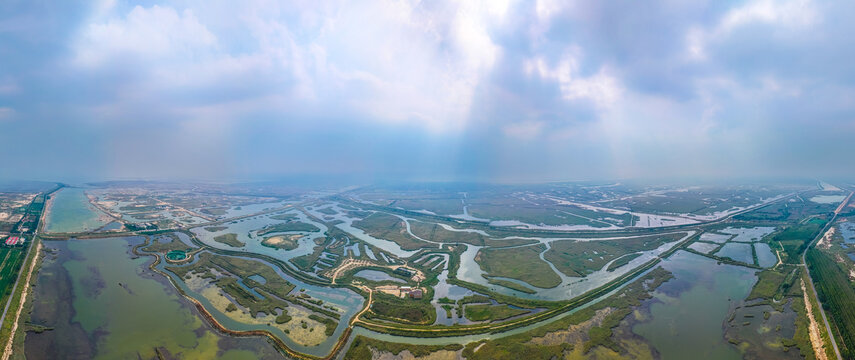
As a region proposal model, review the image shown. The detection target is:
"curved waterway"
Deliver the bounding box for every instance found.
[191,210,328,264]
[455,232,695,301]
[349,249,760,356]
[304,205,419,258]
[155,250,364,357]
[348,261,667,348]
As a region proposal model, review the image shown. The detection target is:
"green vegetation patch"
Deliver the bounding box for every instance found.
[141,233,192,253]
[464,304,529,322]
[308,314,337,336]
[487,278,537,294]
[213,233,245,248]
[367,292,435,324]
[747,269,790,301]
[290,237,328,271]
[478,244,561,288]
[316,207,337,215]
[807,247,855,358]
[475,244,561,288]
[352,212,432,250]
[257,222,320,236]
[459,294,491,304]
[460,266,675,360]
[260,235,300,250]
[409,221,487,246]
[772,218,826,263]
[166,252,295,299]
[345,335,463,360]
[606,253,643,271]
[545,233,685,277]
[269,213,297,221]
[213,276,288,317]
[204,226,228,232]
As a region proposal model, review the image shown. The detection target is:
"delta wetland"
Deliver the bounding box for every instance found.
[7,180,850,359]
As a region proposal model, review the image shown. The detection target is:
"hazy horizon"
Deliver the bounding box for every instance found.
[3,0,855,182]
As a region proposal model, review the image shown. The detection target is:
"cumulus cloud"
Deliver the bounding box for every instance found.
[1,0,855,181]
[68,0,512,132]
[74,5,217,66]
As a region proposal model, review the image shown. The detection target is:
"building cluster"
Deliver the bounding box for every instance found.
[399,286,423,299]
[393,267,414,278]
[4,236,25,246]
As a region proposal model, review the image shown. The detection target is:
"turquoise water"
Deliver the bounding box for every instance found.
[633,251,756,360]
[45,188,109,233]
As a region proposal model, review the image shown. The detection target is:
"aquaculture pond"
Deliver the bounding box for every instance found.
[719,226,776,242]
[354,269,405,283]
[838,222,855,244]
[714,242,754,264]
[44,187,110,233]
[26,237,279,359]
[688,242,718,254]
[632,250,756,360]
[754,243,777,268]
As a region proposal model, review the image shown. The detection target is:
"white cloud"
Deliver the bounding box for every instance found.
[525,52,623,109]
[74,5,216,66]
[686,0,820,62]
[719,0,818,33]
[70,1,510,133]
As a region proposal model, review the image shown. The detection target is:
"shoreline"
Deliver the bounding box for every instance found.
[132,237,353,360]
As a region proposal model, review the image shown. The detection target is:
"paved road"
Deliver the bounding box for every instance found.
[0,187,57,356]
[801,189,851,360]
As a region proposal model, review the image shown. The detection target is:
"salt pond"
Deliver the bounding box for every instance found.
[688,242,718,254]
[809,194,846,204]
[719,226,776,242]
[699,232,731,243]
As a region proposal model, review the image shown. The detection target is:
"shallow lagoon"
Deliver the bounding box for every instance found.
[27,237,278,359]
[44,188,109,233]
[157,250,364,357]
[633,251,756,360]
[809,194,846,204]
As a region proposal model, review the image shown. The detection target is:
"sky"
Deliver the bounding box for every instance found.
[1,0,854,183]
